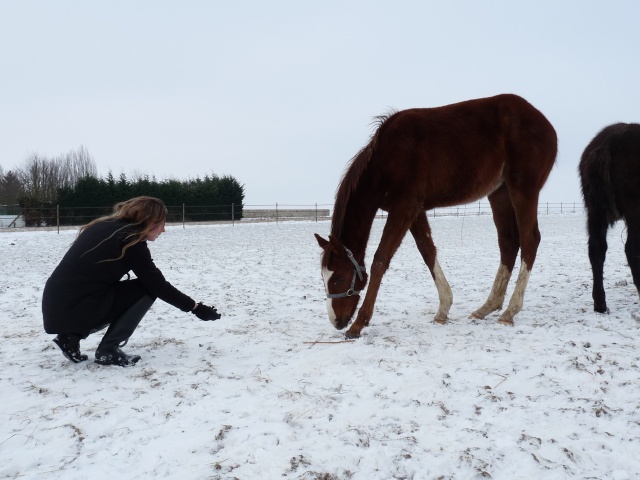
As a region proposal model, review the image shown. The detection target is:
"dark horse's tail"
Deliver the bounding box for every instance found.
[579,124,624,226]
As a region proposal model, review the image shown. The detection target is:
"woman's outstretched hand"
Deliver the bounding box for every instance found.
[192,303,221,321]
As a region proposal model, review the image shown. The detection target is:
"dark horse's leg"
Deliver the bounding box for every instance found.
[471,185,520,320]
[586,209,609,313]
[345,209,415,338]
[625,213,640,303]
[409,211,452,324]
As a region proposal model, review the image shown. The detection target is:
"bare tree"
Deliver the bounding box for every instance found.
[57,145,98,189]
[18,153,61,203]
[17,146,98,204]
[129,169,151,183]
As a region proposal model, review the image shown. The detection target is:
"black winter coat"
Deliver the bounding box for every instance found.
[42,219,194,334]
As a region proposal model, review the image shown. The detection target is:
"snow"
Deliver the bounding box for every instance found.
[2,213,640,480]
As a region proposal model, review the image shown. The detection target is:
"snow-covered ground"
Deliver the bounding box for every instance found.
[2,213,640,480]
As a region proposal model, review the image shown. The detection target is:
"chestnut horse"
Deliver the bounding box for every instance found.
[579,122,640,313]
[315,94,557,338]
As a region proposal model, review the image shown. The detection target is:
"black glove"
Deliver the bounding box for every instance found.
[192,303,221,321]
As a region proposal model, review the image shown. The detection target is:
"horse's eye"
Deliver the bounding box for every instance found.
[333,276,344,285]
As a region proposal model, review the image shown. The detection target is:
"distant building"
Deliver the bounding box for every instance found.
[0,215,25,228]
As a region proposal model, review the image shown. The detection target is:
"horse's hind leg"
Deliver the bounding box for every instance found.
[497,190,542,325]
[471,185,520,320]
[586,209,609,313]
[624,214,640,303]
[410,211,453,324]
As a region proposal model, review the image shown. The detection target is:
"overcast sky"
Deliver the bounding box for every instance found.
[1,1,638,206]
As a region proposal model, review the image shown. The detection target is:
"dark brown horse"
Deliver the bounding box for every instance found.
[315,94,557,338]
[579,123,640,313]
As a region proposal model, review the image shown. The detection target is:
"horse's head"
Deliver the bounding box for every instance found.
[314,233,368,330]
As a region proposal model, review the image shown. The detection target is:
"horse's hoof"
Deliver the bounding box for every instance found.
[497,319,514,326]
[433,318,447,325]
[344,330,361,339]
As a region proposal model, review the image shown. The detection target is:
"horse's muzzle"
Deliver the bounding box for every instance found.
[333,317,351,330]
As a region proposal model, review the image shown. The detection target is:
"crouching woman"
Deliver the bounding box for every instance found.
[42,196,220,367]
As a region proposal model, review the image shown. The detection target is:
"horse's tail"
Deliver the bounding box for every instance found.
[579,130,620,226]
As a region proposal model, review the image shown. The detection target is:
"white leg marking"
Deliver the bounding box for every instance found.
[471,263,512,319]
[432,256,453,323]
[485,263,511,310]
[322,266,337,327]
[500,261,531,323]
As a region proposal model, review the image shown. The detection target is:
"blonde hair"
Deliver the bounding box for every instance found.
[78,196,168,261]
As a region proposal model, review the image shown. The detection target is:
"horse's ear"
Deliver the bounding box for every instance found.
[314,233,329,249]
[327,234,345,255]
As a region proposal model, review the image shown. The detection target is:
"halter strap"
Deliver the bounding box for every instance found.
[326,246,366,299]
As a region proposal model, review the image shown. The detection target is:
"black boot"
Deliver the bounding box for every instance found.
[53,334,88,363]
[94,295,154,367]
[95,347,141,366]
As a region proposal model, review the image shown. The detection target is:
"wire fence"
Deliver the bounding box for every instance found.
[0,201,584,231]
[427,201,583,217]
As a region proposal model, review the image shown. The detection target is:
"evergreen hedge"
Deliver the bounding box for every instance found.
[25,173,245,226]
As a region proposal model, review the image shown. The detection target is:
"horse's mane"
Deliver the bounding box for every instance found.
[331,113,394,239]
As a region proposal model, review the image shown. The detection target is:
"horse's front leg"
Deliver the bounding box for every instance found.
[345,256,387,338]
[345,212,413,338]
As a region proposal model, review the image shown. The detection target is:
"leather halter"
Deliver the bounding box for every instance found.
[326,246,366,299]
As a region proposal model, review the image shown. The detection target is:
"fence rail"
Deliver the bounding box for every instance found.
[0,201,584,232]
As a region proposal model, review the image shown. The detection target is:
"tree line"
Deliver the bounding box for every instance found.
[1,146,245,226]
[0,146,97,209]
